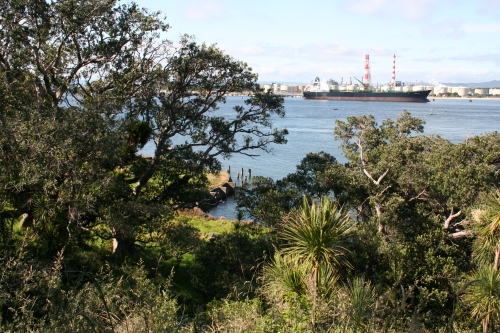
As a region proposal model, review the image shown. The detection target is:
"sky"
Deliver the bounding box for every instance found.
[141,0,500,85]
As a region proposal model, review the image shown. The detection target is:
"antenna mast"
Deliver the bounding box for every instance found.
[363,54,372,87]
[391,54,396,87]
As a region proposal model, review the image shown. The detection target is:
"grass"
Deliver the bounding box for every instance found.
[207,171,230,189]
[186,217,235,236]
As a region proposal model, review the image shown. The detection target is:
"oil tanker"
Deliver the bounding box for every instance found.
[303,55,431,103]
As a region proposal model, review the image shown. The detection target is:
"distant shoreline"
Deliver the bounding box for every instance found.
[429,96,500,100]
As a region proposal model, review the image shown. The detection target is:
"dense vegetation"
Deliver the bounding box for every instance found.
[1,1,500,332]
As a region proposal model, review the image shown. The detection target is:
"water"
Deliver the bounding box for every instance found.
[142,97,500,219]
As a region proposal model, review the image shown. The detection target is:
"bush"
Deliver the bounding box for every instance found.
[190,225,276,300]
[0,239,181,332]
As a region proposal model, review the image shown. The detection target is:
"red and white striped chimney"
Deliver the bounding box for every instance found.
[363,54,371,85]
[391,54,396,86]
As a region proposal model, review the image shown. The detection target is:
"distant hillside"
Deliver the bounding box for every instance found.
[440,80,500,88]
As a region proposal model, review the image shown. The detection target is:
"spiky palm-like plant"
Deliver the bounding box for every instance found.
[281,196,353,326]
[474,191,500,270]
[464,265,500,333]
[346,277,377,333]
[261,251,308,304]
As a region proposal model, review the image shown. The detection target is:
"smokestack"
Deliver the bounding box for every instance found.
[391,54,396,86]
[363,54,371,86]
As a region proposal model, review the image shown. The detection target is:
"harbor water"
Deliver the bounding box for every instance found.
[142,96,500,219]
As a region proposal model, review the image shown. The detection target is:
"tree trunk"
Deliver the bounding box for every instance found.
[375,202,385,234]
[133,156,157,195]
[482,318,488,333]
[311,263,319,328]
[494,241,500,271]
[111,228,138,256]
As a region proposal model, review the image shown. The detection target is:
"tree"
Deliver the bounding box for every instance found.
[0,0,287,254]
[236,176,301,227]
[333,111,425,234]
[236,152,341,227]
[285,151,338,199]
[281,196,353,326]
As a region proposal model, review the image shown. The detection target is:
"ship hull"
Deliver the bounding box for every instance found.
[303,90,431,103]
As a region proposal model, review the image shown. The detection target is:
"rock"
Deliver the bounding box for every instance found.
[193,207,205,215]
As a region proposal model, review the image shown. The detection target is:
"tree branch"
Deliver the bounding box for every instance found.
[448,230,472,239]
[444,208,462,229]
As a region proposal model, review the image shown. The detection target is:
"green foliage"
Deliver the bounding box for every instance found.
[185,216,236,236]
[285,151,339,198]
[0,239,180,332]
[237,111,500,329]
[199,298,270,333]
[190,224,276,301]
[261,252,308,304]
[345,276,377,332]
[280,196,353,327]
[236,176,301,227]
[463,266,500,333]
[0,0,287,256]
[472,191,500,269]
[141,219,201,262]
[281,196,353,270]
[2,0,500,330]
[236,152,348,227]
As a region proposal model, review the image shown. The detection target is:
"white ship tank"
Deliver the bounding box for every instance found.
[403,86,412,92]
[413,85,424,91]
[392,86,403,92]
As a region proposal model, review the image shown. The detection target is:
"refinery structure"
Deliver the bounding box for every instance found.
[260,54,500,98]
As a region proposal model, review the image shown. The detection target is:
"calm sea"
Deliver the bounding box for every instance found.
[142,96,500,219]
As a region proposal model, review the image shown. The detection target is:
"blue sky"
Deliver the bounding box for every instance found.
[141,0,500,84]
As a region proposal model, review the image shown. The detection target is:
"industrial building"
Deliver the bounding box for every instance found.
[259,54,499,98]
[259,83,500,98]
